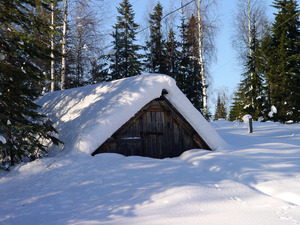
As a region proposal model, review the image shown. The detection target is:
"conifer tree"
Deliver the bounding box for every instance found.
[263,0,300,122]
[177,16,189,92]
[165,28,180,79]
[231,0,268,121]
[240,24,266,120]
[178,15,203,112]
[109,0,142,80]
[214,94,227,120]
[0,0,61,168]
[229,84,248,121]
[146,2,166,74]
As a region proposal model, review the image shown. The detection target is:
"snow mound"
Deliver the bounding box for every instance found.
[37,74,226,155]
[242,114,252,123]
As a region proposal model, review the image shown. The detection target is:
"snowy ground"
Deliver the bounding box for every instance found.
[1,120,300,225]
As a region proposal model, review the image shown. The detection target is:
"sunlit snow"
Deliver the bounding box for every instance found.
[36,74,225,156]
[1,121,300,224]
[1,74,300,224]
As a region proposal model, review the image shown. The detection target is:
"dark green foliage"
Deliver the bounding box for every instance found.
[262,0,300,122]
[144,7,203,112]
[229,84,247,121]
[239,24,267,120]
[88,57,109,84]
[108,0,142,80]
[35,1,63,91]
[177,15,203,112]
[145,2,167,74]
[0,0,62,168]
[214,94,227,120]
[165,28,180,79]
[229,0,299,122]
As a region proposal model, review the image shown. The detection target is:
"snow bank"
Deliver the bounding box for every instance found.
[37,74,225,155]
[1,121,300,225]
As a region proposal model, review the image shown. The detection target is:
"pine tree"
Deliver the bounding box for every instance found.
[108,0,142,80]
[258,26,273,113]
[145,2,166,74]
[165,28,180,79]
[0,0,61,168]
[88,57,109,84]
[240,24,266,120]
[230,1,269,121]
[229,84,248,121]
[178,15,203,112]
[264,0,300,122]
[177,16,189,92]
[214,94,227,120]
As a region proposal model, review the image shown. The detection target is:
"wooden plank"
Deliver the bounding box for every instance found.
[92,95,211,158]
[141,131,163,135]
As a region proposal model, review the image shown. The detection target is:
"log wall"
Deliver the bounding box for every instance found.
[92,96,210,158]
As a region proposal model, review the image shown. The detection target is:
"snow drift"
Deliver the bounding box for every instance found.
[1,121,300,225]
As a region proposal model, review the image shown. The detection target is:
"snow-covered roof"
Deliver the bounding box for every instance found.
[37,74,226,155]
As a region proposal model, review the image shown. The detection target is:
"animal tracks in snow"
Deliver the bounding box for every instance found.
[228,196,247,205]
[276,205,300,224]
[212,183,247,205]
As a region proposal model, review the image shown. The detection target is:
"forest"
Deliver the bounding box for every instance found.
[0,0,299,167]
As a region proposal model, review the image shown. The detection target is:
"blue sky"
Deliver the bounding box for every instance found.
[107,0,283,112]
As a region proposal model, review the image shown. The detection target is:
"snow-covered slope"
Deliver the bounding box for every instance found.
[36,74,225,155]
[1,121,300,225]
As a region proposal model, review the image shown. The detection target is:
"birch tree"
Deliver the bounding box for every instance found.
[61,0,67,90]
[50,0,55,92]
[185,0,218,119]
[233,0,267,60]
[197,0,207,118]
[60,0,108,89]
[231,0,268,119]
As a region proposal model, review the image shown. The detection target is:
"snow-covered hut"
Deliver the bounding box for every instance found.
[37,74,225,158]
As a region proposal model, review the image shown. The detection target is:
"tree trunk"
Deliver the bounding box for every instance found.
[197,0,208,119]
[61,0,67,90]
[247,0,254,107]
[50,1,55,92]
[76,7,82,87]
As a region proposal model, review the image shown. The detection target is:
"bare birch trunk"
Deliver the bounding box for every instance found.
[61,0,67,90]
[197,0,208,118]
[247,0,254,107]
[50,1,55,92]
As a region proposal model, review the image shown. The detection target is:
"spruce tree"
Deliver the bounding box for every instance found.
[109,0,142,80]
[0,0,61,168]
[178,15,203,112]
[264,0,300,122]
[230,12,269,121]
[214,94,227,120]
[165,28,180,79]
[88,57,109,84]
[229,84,248,121]
[240,24,266,120]
[177,16,189,92]
[146,2,166,74]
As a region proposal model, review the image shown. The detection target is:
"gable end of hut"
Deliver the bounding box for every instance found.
[92,93,211,158]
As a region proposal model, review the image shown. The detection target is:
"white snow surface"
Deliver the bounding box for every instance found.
[0,135,6,144]
[36,74,225,155]
[269,105,278,118]
[1,120,300,225]
[242,114,252,123]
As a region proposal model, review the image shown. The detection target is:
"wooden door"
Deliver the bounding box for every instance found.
[141,111,165,158]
